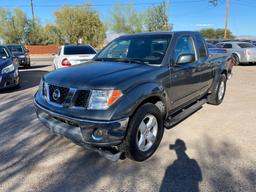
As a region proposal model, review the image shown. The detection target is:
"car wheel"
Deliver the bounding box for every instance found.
[208,74,227,105]
[122,103,164,161]
[233,54,239,66]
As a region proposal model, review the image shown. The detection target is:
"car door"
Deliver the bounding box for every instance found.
[169,35,201,109]
[194,33,214,94]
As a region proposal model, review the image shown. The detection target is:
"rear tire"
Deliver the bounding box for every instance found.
[233,54,239,66]
[208,74,227,105]
[122,103,164,161]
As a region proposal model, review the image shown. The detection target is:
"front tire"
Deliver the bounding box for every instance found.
[122,103,164,161]
[208,74,227,105]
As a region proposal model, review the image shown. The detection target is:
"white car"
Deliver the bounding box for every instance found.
[53,45,97,69]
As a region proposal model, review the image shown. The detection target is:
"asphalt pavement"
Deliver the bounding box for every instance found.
[0,59,255,192]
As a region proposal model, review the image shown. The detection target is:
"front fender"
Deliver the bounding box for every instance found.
[111,83,169,120]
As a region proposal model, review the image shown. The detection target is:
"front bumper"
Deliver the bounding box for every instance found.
[0,69,19,89]
[34,99,129,147]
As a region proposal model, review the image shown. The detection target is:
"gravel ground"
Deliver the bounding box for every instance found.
[0,60,255,192]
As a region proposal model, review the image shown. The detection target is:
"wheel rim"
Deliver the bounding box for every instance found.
[218,81,225,101]
[234,55,239,65]
[136,114,158,152]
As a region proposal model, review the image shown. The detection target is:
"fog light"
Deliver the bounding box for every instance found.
[92,129,104,141]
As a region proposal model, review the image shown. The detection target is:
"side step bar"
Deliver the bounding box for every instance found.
[164,98,207,129]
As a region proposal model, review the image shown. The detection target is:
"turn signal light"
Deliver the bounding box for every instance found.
[107,90,123,107]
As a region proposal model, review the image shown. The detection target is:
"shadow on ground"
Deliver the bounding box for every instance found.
[160,139,202,192]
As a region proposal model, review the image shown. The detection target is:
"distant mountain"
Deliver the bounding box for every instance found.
[236,36,256,40]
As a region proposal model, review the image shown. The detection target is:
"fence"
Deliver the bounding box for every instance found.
[25,45,59,55]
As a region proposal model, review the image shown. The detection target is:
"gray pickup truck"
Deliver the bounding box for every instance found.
[34,31,229,161]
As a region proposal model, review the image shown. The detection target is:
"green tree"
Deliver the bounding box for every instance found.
[110,3,144,34]
[200,28,234,39]
[54,4,106,47]
[0,8,29,43]
[145,2,172,32]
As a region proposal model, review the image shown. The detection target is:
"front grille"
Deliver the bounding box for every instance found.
[48,84,69,104]
[74,90,90,107]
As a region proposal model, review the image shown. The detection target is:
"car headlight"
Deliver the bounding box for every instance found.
[18,55,25,58]
[88,89,123,110]
[1,64,15,74]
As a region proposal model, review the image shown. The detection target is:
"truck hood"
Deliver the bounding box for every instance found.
[44,61,156,89]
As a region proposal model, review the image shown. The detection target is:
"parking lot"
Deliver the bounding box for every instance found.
[0,58,255,192]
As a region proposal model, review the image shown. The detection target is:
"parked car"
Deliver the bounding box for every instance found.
[7,44,30,68]
[53,45,97,69]
[34,32,230,161]
[207,43,233,78]
[0,45,19,90]
[216,41,256,65]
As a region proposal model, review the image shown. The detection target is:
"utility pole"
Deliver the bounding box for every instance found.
[30,0,35,24]
[166,0,170,31]
[224,0,229,39]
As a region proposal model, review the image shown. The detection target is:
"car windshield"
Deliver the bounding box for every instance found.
[237,43,255,48]
[64,46,96,55]
[0,47,10,59]
[7,45,23,53]
[95,34,172,65]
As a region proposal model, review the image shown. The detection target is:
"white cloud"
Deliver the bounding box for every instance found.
[195,23,214,27]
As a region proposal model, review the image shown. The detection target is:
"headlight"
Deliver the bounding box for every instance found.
[1,64,15,74]
[18,55,25,58]
[88,89,123,110]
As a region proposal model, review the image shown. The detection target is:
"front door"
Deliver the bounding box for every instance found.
[169,35,201,108]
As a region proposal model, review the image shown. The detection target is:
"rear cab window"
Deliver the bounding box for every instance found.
[195,33,207,60]
[64,46,96,55]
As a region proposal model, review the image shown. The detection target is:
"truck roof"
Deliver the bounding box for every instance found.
[120,31,200,37]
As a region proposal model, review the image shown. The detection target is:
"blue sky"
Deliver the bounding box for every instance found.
[1,0,255,36]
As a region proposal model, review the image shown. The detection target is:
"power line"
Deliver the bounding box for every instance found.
[3,0,204,8]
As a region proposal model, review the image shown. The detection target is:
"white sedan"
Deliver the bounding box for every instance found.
[53,45,97,69]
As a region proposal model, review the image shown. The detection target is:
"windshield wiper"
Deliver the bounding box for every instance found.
[94,57,147,65]
[111,58,146,65]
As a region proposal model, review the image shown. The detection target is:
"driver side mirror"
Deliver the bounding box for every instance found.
[176,54,195,65]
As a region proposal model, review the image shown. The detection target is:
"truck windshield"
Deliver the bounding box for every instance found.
[7,45,23,53]
[95,35,172,65]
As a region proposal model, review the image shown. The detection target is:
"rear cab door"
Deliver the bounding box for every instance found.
[193,33,214,95]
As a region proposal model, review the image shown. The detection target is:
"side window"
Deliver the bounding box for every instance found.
[174,35,195,63]
[195,33,207,60]
[223,43,232,49]
[216,44,223,48]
